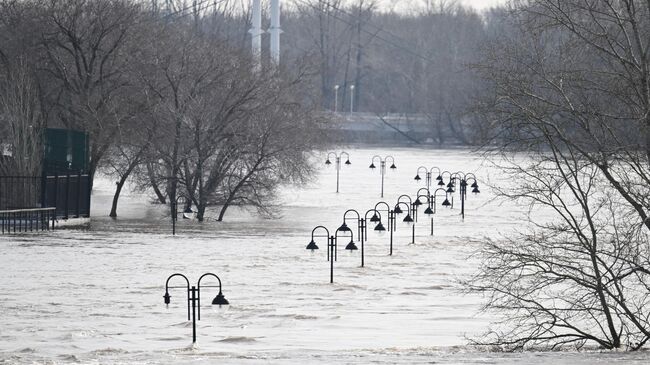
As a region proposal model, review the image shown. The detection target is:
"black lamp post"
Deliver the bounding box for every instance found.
[325,151,351,193]
[171,195,188,236]
[369,155,396,197]
[396,194,415,244]
[415,166,442,190]
[163,272,229,343]
[453,172,480,219]
[306,225,357,283]
[339,209,367,267]
[416,187,434,236]
[363,208,384,243]
[374,201,396,255]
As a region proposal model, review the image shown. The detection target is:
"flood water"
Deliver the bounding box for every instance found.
[1,147,649,364]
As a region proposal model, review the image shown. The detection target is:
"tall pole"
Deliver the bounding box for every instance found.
[249,0,262,71]
[461,181,465,220]
[190,286,197,343]
[335,157,340,193]
[380,161,385,198]
[350,84,355,114]
[329,235,335,283]
[334,85,339,112]
[360,219,365,267]
[269,0,282,64]
[389,210,394,256]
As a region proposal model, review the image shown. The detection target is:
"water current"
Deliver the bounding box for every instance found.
[1,147,648,364]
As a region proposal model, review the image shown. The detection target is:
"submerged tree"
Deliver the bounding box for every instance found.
[472,0,650,350]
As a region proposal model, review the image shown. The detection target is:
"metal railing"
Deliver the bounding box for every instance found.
[0,207,56,234]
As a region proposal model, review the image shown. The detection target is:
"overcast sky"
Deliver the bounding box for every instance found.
[376,0,508,12]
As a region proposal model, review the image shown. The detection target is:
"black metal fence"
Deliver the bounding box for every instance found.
[42,173,91,219]
[0,173,91,221]
[0,208,56,234]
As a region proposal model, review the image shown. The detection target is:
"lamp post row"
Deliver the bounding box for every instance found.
[307,168,481,283]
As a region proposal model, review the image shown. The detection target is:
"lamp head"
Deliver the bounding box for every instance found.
[414,174,421,181]
[446,186,455,193]
[403,214,413,223]
[424,206,434,215]
[472,186,481,194]
[325,159,331,165]
[390,163,397,169]
[211,291,229,306]
[436,175,443,181]
[338,222,351,232]
[306,239,319,250]
[461,180,468,187]
[163,291,171,305]
[345,159,351,165]
[370,213,380,223]
[447,181,454,188]
[394,205,403,214]
[438,180,445,186]
[345,240,358,250]
[414,198,422,206]
[471,181,478,188]
[369,163,376,169]
[374,221,386,231]
[442,198,451,207]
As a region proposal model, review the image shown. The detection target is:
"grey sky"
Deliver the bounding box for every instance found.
[376,0,508,12]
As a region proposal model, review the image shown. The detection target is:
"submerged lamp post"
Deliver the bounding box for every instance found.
[415,166,442,190]
[171,195,188,236]
[454,172,480,219]
[325,151,351,193]
[306,225,357,283]
[397,194,416,244]
[374,201,396,255]
[163,273,229,343]
[369,155,397,197]
[416,188,434,236]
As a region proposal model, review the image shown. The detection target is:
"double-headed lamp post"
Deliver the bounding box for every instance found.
[415,187,435,235]
[453,172,480,219]
[369,155,397,197]
[306,225,357,283]
[325,151,351,193]
[396,194,416,244]
[415,166,442,190]
[163,273,229,343]
[374,201,396,255]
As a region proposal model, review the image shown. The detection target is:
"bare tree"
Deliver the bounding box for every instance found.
[40,0,141,184]
[0,60,45,177]
[471,0,650,350]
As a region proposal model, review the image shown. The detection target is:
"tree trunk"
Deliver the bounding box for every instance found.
[147,163,166,204]
[217,202,229,222]
[109,179,125,218]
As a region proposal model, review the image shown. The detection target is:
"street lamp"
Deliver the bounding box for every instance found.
[415,166,442,190]
[334,84,339,113]
[306,225,357,283]
[350,84,355,114]
[374,201,396,255]
[453,172,480,219]
[325,151,351,193]
[339,209,369,267]
[163,272,229,343]
[369,155,397,197]
[416,187,435,236]
[395,196,415,244]
[171,195,188,236]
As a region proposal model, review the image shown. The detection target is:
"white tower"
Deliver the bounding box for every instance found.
[249,0,263,69]
[269,0,282,65]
